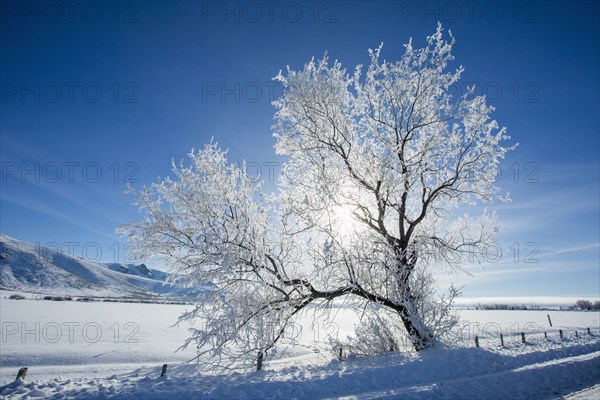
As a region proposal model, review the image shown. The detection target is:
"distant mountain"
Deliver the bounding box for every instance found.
[0,234,203,299]
[102,262,168,281]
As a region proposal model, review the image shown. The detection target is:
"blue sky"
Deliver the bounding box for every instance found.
[1,1,598,300]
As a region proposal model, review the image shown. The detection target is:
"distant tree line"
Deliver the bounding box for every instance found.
[469,300,600,311]
[477,304,530,310]
[574,300,600,311]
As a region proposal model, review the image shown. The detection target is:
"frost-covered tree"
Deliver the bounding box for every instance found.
[575,300,593,311]
[120,24,511,368]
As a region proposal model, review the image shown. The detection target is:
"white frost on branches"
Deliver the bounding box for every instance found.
[120,24,512,370]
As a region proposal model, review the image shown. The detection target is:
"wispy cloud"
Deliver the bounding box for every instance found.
[0,192,116,241]
[538,243,600,257]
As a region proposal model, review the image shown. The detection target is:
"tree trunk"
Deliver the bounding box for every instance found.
[399,309,431,351]
[393,254,432,351]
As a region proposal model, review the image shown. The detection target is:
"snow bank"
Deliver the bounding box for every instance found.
[1,336,599,399]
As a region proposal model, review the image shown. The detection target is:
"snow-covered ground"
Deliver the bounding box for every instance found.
[1,295,599,399]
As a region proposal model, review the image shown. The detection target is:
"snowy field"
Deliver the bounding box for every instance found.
[1,294,599,399]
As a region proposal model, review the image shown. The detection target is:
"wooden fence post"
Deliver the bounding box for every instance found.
[547,314,553,327]
[257,351,263,371]
[588,327,591,335]
[521,332,525,343]
[544,332,547,339]
[160,364,168,377]
[500,333,504,347]
[16,367,28,381]
[474,335,479,348]
[559,329,563,339]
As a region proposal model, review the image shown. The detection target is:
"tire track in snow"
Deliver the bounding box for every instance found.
[334,350,600,399]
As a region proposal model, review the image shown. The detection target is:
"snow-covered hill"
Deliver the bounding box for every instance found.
[0,233,200,299]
